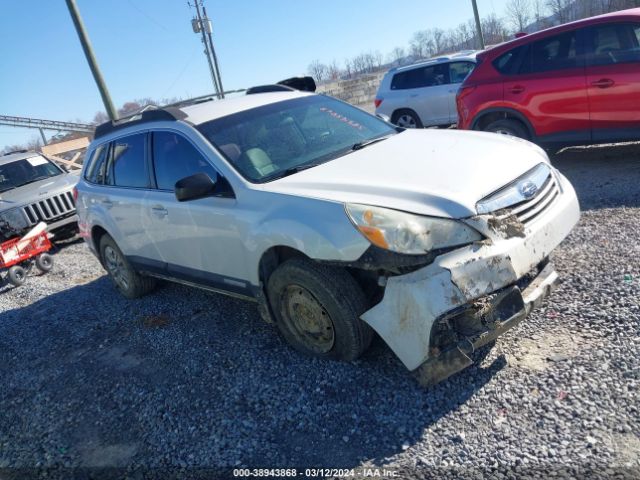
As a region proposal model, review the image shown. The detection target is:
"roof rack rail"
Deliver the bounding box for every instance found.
[2,149,30,156]
[246,84,295,95]
[94,107,188,139]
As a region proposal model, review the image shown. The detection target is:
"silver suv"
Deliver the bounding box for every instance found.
[375,52,477,128]
[0,151,78,241]
[77,90,579,385]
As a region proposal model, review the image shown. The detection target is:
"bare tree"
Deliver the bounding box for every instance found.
[410,30,435,59]
[308,60,328,83]
[506,0,532,32]
[532,0,548,28]
[389,46,405,65]
[432,28,446,54]
[327,60,341,81]
[483,14,508,44]
[546,0,573,23]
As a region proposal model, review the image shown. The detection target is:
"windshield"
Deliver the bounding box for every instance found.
[197,95,398,183]
[0,156,63,193]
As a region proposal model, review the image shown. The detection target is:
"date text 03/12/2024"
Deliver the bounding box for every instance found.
[232,468,399,477]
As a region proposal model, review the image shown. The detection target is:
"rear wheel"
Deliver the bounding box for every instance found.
[392,109,423,129]
[35,253,54,273]
[99,234,156,299]
[267,258,373,361]
[8,265,26,287]
[484,118,529,140]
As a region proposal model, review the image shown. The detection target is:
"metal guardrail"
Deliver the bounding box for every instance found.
[0,115,94,133]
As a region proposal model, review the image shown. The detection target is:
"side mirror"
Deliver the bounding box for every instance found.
[376,113,391,123]
[175,172,217,202]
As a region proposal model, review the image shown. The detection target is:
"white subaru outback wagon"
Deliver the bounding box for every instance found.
[76,89,580,385]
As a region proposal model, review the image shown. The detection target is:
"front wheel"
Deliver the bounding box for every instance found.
[267,259,373,361]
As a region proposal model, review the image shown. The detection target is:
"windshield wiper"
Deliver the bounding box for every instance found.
[267,162,325,181]
[351,134,394,151]
[13,176,51,188]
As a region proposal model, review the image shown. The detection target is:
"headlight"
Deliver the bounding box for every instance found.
[0,208,29,231]
[345,204,482,255]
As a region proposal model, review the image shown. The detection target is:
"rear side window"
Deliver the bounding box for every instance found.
[391,63,449,89]
[585,23,640,66]
[524,31,578,73]
[84,143,109,184]
[109,133,149,188]
[493,45,528,74]
[152,131,218,190]
[449,61,475,83]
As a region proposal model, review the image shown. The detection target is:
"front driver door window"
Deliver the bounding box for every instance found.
[143,131,246,293]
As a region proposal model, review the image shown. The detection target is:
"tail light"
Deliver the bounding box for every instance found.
[456,85,477,129]
[374,98,383,109]
[72,186,78,202]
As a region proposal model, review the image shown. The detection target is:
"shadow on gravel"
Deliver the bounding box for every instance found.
[550,142,640,210]
[0,277,507,470]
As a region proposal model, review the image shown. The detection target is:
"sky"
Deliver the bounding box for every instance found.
[0,0,510,149]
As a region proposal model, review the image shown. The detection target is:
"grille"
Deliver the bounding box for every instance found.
[507,173,560,224]
[22,191,76,226]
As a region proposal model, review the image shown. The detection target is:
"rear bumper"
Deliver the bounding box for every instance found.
[361,172,580,373]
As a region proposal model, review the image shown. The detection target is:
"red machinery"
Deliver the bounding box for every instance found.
[0,229,53,287]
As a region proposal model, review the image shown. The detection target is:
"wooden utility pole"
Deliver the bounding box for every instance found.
[471,0,486,49]
[65,0,118,121]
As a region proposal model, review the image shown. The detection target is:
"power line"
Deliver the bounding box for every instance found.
[189,0,225,99]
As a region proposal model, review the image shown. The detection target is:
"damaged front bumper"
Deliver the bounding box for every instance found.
[361,172,580,384]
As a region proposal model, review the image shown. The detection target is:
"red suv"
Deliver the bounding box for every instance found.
[457,8,640,148]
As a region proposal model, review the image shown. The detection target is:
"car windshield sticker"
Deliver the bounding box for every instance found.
[319,107,365,131]
[27,156,48,166]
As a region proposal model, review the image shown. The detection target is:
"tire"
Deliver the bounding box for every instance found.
[392,109,423,129]
[267,258,373,361]
[8,265,26,287]
[484,118,529,140]
[35,253,54,273]
[99,234,156,299]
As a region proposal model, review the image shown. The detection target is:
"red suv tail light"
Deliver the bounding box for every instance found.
[374,98,383,108]
[456,85,477,129]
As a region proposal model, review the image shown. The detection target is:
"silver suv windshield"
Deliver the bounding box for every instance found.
[0,156,63,193]
[197,95,398,183]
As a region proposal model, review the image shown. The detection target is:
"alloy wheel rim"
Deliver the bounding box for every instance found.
[104,246,130,290]
[283,285,335,354]
[397,114,417,128]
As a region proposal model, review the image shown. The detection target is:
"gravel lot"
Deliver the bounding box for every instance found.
[0,144,638,479]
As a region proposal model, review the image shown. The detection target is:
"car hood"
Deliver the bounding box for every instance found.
[261,129,550,218]
[0,173,78,211]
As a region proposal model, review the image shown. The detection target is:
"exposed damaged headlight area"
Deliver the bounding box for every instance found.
[345,203,483,255]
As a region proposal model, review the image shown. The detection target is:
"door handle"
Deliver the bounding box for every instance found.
[101,198,113,208]
[509,85,525,94]
[591,78,614,88]
[151,205,168,217]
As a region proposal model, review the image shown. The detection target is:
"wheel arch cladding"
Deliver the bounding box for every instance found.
[473,108,535,138]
